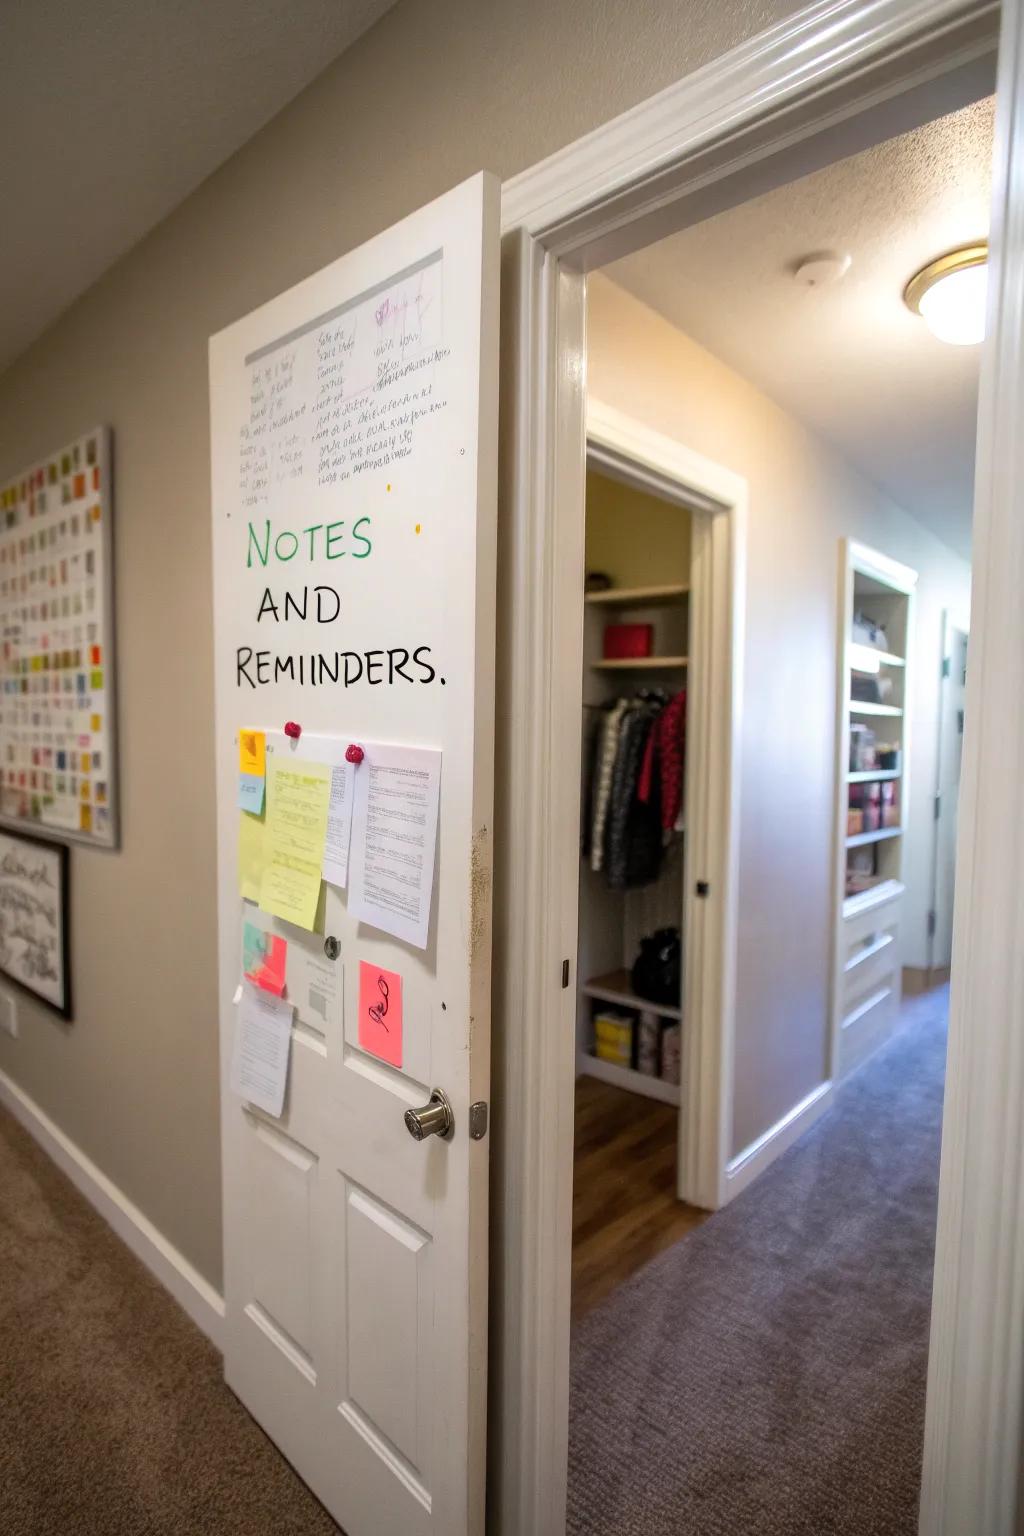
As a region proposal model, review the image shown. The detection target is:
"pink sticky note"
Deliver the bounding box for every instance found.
[242,920,287,997]
[358,960,403,1067]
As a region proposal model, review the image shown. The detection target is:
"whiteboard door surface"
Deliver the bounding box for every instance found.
[209,173,499,1536]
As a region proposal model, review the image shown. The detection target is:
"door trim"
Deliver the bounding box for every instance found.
[494,2,1016,1534]
[921,0,1024,1524]
[584,399,746,1213]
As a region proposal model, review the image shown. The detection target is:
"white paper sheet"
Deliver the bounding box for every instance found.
[322,761,354,888]
[348,743,442,950]
[231,981,294,1118]
[288,942,342,1035]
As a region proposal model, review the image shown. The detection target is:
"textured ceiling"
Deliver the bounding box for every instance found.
[605,97,996,560]
[0,0,396,372]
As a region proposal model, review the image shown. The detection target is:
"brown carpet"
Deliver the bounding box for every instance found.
[568,986,948,1536]
[0,1106,340,1535]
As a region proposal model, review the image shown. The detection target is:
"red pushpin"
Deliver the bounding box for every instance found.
[345,743,364,765]
[284,721,302,741]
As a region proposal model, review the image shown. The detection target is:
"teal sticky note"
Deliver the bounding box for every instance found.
[238,772,265,814]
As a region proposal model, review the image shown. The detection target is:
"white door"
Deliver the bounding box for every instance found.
[209,173,499,1536]
[931,615,968,970]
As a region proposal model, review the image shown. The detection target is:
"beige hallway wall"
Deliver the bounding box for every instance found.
[587,273,971,1158]
[0,0,805,1289]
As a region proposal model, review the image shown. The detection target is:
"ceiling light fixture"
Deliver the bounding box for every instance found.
[904,243,989,346]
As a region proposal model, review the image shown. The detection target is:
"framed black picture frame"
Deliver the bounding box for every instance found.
[0,829,71,1019]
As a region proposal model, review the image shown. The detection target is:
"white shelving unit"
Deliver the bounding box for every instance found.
[831,540,917,1078]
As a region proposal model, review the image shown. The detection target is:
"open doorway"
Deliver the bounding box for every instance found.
[565,85,991,1532]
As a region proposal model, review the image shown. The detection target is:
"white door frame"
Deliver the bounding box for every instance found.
[927,609,968,973]
[585,398,746,1213]
[491,1,1022,1534]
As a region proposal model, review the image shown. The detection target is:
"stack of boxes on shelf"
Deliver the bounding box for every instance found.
[591,1001,681,1085]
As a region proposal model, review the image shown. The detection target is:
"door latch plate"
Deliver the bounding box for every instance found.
[468,1102,489,1140]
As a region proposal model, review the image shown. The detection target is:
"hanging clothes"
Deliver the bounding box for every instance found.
[589,697,630,873]
[637,687,686,832]
[587,687,687,890]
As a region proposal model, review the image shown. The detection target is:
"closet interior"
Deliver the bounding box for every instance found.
[573,465,701,1315]
[578,467,691,1105]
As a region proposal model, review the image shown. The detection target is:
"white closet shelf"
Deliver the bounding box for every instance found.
[585,582,689,607]
[591,656,688,671]
[847,768,901,783]
[578,1052,682,1106]
[848,701,903,717]
[582,969,682,1020]
[843,879,905,920]
[850,647,905,671]
[846,826,902,849]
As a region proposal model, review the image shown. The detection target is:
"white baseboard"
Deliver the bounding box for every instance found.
[723,1080,834,1201]
[0,1066,225,1349]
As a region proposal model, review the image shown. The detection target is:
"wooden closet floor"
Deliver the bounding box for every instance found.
[572,1076,708,1321]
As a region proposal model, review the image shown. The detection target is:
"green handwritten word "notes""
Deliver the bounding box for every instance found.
[260,757,331,932]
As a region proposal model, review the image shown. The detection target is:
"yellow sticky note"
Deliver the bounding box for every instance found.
[259,757,330,932]
[239,809,267,904]
[239,728,266,778]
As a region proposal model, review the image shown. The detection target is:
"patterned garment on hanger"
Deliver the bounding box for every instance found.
[589,697,630,873]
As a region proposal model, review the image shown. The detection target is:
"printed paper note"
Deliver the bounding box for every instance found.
[238,809,266,903]
[260,757,331,931]
[358,959,403,1067]
[231,982,294,1118]
[348,743,441,950]
[238,729,266,813]
[242,919,287,996]
[323,761,354,888]
[289,942,342,1034]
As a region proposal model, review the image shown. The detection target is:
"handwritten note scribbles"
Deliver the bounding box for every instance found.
[238,728,266,813]
[348,743,441,951]
[238,808,266,903]
[259,757,331,932]
[231,982,293,1119]
[238,251,446,508]
[358,959,403,1067]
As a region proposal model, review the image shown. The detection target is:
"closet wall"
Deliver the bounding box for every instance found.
[587,273,971,1160]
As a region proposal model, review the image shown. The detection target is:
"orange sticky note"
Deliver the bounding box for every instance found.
[239,728,265,778]
[358,960,403,1067]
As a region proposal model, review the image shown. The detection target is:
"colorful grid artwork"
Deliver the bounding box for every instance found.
[0,428,117,847]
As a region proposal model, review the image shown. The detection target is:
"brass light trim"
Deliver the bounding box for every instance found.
[904,243,988,314]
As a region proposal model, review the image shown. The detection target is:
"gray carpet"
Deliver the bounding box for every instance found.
[568,987,947,1536]
[0,1105,340,1535]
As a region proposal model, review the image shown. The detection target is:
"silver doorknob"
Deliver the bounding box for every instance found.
[404,1088,454,1141]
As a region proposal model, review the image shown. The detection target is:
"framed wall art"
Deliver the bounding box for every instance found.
[0,829,71,1018]
[0,426,118,848]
